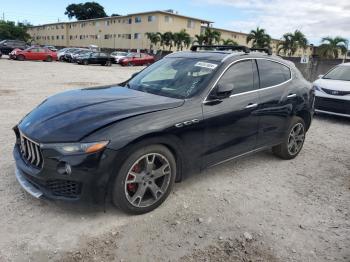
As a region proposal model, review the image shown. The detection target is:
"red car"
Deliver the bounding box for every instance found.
[119,53,155,66]
[16,47,57,62]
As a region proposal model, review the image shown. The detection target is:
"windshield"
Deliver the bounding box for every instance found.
[127,58,219,99]
[112,52,127,56]
[323,66,350,81]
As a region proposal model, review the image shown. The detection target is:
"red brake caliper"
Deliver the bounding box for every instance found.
[127,163,141,192]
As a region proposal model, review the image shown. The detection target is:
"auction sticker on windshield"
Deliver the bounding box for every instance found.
[194,61,218,69]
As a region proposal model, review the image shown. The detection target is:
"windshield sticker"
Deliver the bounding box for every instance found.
[194,62,218,70]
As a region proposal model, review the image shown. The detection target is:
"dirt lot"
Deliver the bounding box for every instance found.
[0,58,349,262]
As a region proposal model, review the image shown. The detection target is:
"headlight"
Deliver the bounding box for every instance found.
[312,85,322,92]
[45,141,109,155]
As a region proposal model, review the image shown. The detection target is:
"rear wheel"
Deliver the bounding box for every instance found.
[83,60,89,65]
[17,55,25,61]
[127,62,134,67]
[45,56,52,62]
[105,60,112,66]
[112,144,176,214]
[272,117,306,160]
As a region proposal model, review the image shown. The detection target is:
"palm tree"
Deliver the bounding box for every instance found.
[160,31,174,51]
[278,30,308,56]
[246,27,271,48]
[203,28,221,45]
[193,34,206,45]
[221,39,238,46]
[318,36,348,59]
[145,32,160,51]
[173,29,191,51]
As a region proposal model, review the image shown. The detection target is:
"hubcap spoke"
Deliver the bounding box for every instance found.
[145,154,156,173]
[148,182,163,200]
[287,123,305,155]
[130,184,147,206]
[126,171,144,184]
[152,163,170,179]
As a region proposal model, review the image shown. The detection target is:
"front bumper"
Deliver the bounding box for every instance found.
[315,91,350,117]
[13,143,118,202]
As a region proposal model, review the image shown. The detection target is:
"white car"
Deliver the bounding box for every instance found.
[313,63,350,118]
[110,51,128,63]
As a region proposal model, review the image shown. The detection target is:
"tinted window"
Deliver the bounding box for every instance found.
[217,60,255,95]
[99,53,107,57]
[257,60,291,88]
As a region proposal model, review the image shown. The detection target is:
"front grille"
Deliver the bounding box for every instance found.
[47,180,82,198]
[321,88,350,96]
[19,133,43,169]
[315,97,350,115]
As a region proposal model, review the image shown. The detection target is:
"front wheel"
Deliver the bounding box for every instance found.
[17,55,25,61]
[112,145,176,214]
[272,117,306,160]
[83,60,89,65]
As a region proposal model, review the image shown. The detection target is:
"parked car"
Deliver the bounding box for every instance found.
[16,47,57,62]
[57,48,74,61]
[43,45,58,52]
[70,49,91,63]
[0,50,2,58]
[110,51,128,63]
[313,63,350,117]
[58,48,81,62]
[76,52,112,66]
[8,48,23,60]
[119,52,155,66]
[0,39,28,55]
[13,45,314,214]
[64,48,88,62]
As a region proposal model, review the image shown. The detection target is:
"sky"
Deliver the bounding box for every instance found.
[1,0,349,45]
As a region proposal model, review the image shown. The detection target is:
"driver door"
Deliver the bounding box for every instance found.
[202,59,260,167]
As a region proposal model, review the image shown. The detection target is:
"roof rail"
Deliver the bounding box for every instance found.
[250,48,272,55]
[190,45,250,54]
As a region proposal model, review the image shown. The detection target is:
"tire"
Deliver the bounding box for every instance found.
[112,144,176,214]
[45,56,52,62]
[83,60,89,65]
[272,116,306,160]
[17,55,25,61]
[59,56,64,62]
[105,60,112,66]
[127,62,134,67]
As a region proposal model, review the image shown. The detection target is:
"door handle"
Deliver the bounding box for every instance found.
[287,93,297,98]
[245,103,258,109]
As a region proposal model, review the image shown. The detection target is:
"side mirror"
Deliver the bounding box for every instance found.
[318,74,324,79]
[215,83,234,98]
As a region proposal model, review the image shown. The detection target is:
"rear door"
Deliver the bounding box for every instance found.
[90,52,99,64]
[25,48,37,60]
[202,59,260,167]
[255,59,296,147]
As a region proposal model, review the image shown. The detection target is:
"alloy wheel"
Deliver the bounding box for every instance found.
[124,153,172,208]
[287,123,305,156]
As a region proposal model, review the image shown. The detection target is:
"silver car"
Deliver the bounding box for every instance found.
[313,63,350,118]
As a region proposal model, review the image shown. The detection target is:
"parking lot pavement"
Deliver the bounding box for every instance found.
[0,58,349,262]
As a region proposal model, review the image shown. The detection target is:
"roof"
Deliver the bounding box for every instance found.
[28,10,212,28]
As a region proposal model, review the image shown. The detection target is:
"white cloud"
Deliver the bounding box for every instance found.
[195,0,350,44]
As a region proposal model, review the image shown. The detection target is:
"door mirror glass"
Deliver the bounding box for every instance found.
[216,83,234,98]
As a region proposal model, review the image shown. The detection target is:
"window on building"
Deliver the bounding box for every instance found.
[61,35,64,40]
[105,21,110,26]
[134,33,142,39]
[70,35,73,40]
[128,18,132,24]
[148,15,156,22]
[104,34,110,39]
[135,16,142,23]
[56,35,59,40]
[51,36,54,40]
[187,19,195,28]
[127,34,131,39]
[164,16,173,23]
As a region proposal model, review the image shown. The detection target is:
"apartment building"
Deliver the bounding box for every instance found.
[27,10,210,50]
[27,10,314,57]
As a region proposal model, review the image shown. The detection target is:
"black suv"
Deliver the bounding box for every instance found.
[0,39,28,55]
[76,52,112,66]
[13,45,314,214]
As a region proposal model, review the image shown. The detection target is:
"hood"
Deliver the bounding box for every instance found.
[18,86,184,143]
[314,78,350,91]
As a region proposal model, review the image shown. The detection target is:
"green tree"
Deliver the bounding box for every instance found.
[193,34,206,45]
[145,32,161,50]
[65,2,107,20]
[246,27,271,48]
[0,20,31,41]
[158,32,174,51]
[318,36,348,59]
[278,30,308,56]
[221,38,238,46]
[173,29,191,51]
[203,28,221,45]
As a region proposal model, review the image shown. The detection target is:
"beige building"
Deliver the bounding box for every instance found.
[27,10,313,57]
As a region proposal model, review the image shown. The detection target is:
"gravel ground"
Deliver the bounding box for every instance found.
[0,58,349,262]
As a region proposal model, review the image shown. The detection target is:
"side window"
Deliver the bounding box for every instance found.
[100,53,107,57]
[91,53,99,58]
[217,60,255,95]
[257,60,291,88]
